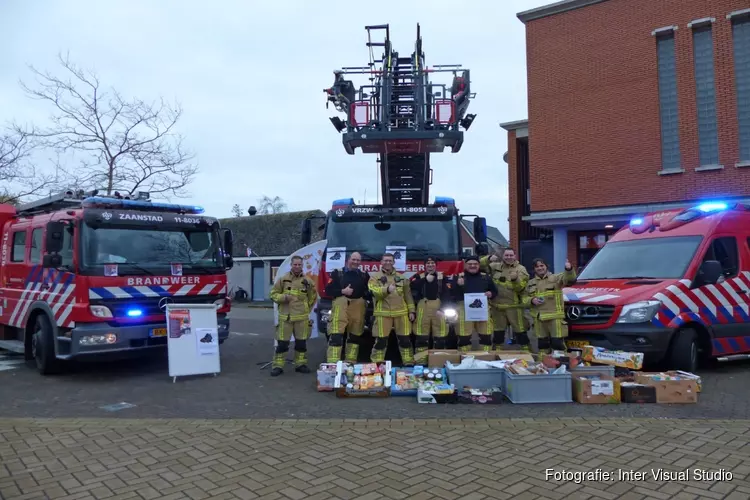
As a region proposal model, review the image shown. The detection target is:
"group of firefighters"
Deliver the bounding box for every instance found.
[269,249,576,377]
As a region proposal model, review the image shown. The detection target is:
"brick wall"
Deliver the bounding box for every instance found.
[525,0,750,212]
[507,130,519,248]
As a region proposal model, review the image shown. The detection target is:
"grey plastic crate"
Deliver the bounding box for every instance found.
[505,371,572,403]
[572,365,615,377]
[446,364,506,392]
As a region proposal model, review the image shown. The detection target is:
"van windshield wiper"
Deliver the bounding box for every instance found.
[120,262,155,276]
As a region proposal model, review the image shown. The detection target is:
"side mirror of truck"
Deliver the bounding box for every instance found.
[42,254,62,268]
[475,242,490,256]
[473,217,487,243]
[696,260,722,286]
[222,229,234,270]
[45,221,65,254]
[300,218,312,245]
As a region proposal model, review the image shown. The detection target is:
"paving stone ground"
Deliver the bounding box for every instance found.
[1,418,749,500]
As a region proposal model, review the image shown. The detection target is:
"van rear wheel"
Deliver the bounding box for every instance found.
[669,328,698,373]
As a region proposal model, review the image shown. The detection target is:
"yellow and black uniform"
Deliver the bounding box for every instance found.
[523,267,577,353]
[368,269,415,364]
[325,267,370,363]
[269,271,318,372]
[446,268,498,352]
[480,257,530,350]
[409,270,449,352]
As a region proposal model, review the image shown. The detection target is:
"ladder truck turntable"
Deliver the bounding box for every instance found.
[0,189,235,374]
[303,24,490,360]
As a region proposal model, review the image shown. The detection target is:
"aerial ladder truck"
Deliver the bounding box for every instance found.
[302,24,489,360]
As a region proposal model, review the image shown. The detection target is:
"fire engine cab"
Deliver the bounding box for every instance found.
[0,190,234,374]
[563,201,750,372]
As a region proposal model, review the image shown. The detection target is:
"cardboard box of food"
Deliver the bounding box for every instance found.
[572,372,621,404]
[456,388,504,404]
[620,383,657,403]
[634,373,698,403]
[334,361,391,398]
[582,345,644,370]
[316,363,338,392]
[417,386,458,404]
[461,351,535,363]
[414,349,462,368]
[666,371,702,392]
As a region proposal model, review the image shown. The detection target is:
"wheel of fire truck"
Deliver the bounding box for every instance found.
[31,314,62,375]
[668,327,699,373]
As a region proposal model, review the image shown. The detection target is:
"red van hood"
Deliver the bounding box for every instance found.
[563,278,678,305]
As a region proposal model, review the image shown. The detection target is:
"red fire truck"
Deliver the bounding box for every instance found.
[302,24,487,361]
[0,189,234,374]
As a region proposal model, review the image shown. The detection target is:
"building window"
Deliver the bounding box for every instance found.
[656,31,682,172]
[734,15,750,162]
[692,25,720,166]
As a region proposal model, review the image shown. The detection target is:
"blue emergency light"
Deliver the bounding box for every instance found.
[331,198,354,207]
[630,217,644,226]
[82,196,205,214]
[434,196,455,205]
[696,201,728,212]
[126,308,143,317]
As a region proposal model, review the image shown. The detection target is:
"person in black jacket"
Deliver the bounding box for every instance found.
[445,255,498,352]
[325,252,370,363]
[410,257,451,352]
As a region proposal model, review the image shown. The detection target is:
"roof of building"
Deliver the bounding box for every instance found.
[517,0,610,24]
[460,220,509,249]
[219,210,326,257]
[499,119,529,131]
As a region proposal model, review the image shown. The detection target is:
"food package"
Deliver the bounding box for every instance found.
[582,345,644,370]
[316,363,338,392]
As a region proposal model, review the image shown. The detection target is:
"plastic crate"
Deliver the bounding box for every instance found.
[572,365,615,377]
[446,363,506,392]
[504,371,573,404]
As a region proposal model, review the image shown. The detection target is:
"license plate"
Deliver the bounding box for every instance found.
[567,340,589,349]
[150,328,167,338]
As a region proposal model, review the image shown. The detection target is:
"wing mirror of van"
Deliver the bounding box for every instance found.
[696,260,722,286]
[222,228,234,270]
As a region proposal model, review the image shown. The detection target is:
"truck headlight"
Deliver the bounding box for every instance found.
[616,300,661,324]
[442,308,457,319]
[89,305,113,318]
[321,309,331,323]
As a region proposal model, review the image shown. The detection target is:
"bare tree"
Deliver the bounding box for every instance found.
[231,203,243,217]
[257,195,287,215]
[20,53,197,198]
[0,126,56,204]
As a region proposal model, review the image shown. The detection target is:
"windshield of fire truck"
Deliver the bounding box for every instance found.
[81,225,224,273]
[577,235,703,280]
[325,217,459,260]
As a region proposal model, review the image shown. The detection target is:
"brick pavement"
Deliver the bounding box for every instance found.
[1,418,750,500]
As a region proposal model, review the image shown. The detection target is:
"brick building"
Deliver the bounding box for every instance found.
[503,0,750,272]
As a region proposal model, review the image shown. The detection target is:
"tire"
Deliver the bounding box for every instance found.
[669,328,699,372]
[31,314,62,375]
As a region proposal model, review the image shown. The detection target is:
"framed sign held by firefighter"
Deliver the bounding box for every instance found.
[166,303,221,382]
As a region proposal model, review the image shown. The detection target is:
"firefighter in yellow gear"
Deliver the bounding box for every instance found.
[445,256,498,352]
[409,257,450,353]
[325,252,370,363]
[480,248,530,351]
[522,257,577,353]
[368,252,416,364]
[269,255,318,376]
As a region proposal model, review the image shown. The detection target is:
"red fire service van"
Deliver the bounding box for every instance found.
[563,201,750,372]
[0,190,234,375]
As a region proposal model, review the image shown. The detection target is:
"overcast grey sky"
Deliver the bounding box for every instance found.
[1,0,550,238]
